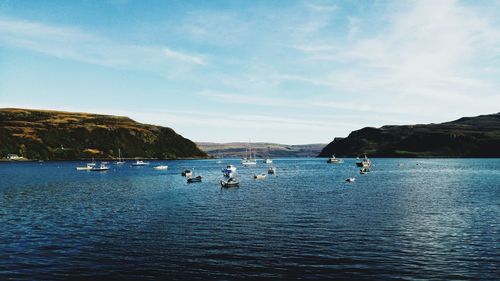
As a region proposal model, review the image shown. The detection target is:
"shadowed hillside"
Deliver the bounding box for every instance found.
[319,113,500,158]
[0,108,206,160]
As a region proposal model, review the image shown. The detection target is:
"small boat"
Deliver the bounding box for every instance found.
[242,158,257,165]
[187,175,202,183]
[263,158,273,164]
[222,165,237,173]
[132,160,149,166]
[355,155,371,168]
[268,166,276,174]
[359,168,370,174]
[76,163,96,170]
[241,140,257,165]
[115,149,125,165]
[254,173,267,179]
[221,177,239,188]
[154,165,169,170]
[91,163,109,172]
[181,169,193,177]
[222,165,236,177]
[327,155,343,164]
[345,177,355,182]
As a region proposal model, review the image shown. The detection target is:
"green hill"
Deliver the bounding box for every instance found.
[319,113,500,158]
[0,108,207,160]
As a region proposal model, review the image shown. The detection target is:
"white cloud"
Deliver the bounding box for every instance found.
[0,17,207,69]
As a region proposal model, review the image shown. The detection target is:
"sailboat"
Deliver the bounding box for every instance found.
[241,140,257,165]
[115,148,125,165]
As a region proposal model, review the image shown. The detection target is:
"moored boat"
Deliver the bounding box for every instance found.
[327,155,343,164]
[254,173,267,179]
[90,162,109,172]
[76,162,96,170]
[221,177,239,188]
[132,160,149,166]
[187,175,202,183]
[355,155,371,168]
[115,149,125,165]
[154,165,168,170]
[345,177,355,182]
[181,169,193,177]
[268,166,276,174]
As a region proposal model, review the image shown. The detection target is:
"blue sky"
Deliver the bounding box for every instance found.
[1,0,499,144]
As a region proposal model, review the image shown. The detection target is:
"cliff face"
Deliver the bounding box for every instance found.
[319,113,500,158]
[0,108,207,160]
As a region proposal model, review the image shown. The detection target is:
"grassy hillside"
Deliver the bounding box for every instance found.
[0,108,207,160]
[319,113,500,158]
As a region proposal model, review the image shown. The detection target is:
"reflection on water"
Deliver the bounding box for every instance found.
[0,158,499,280]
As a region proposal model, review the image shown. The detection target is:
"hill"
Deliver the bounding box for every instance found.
[318,113,500,158]
[197,142,326,158]
[0,108,207,160]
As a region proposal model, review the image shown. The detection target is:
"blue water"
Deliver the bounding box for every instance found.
[1,158,499,280]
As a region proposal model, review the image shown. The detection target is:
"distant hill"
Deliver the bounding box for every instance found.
[0,108,207,160]
[197,142,326,158]
[319,113,500,158]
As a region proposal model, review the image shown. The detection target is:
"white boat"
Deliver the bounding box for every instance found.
[181,169,193,177]
[359,168,370,174]
[355,155,371,168]
[241,140,257,165]
[268,166,276,174]
[75,163,96,170]
[254,173,267,179]
[132,160,149,166]
[263,158,273,164]
[91,163,109,172]
[345,177,355,182]
[115,149,125,165]
[327,155,343,164]
[222,165,237,172]
[221,177,239,188]
[154,165,169,170]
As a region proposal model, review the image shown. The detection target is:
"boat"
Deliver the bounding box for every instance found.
[345,177,355,182]
[187,175,202,183]
[241,140,257,165]
[254,173,267,179]
[355,155,371,168]
[181,169,193,177]
[222,165,237,172]
[115,149,125,165]
[359,168,370,174]
[90,162,109,172]
[222,165,236,177]
[327,155,343,163]
[132,160,149,166]
[263,158,273,164]
[220,177,239,188]
[268,166,276,174]
[154,165,169,170]
[75,163,96,170]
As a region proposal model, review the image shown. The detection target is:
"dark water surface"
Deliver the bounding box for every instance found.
[1,158,499,280]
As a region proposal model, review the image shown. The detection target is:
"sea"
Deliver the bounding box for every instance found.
[1,158,499,280]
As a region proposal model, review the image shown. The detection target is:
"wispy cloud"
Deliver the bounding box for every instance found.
[0,17,207,69]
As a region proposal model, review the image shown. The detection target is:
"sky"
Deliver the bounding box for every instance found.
[1,0,500,144]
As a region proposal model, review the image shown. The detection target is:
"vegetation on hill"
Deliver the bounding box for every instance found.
[0,108,207,160]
